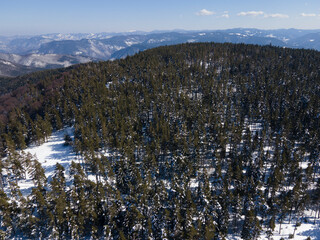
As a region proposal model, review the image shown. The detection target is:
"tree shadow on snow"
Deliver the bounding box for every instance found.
[46,141,75,162]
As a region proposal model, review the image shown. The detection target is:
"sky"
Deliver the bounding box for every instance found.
[1,0,320,36]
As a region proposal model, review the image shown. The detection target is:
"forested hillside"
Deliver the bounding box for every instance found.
[0,42,320,239]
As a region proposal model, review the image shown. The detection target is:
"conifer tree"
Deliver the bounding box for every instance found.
[49,163,68,239]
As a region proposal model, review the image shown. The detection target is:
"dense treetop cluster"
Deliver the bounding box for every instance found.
[0,42,320,239]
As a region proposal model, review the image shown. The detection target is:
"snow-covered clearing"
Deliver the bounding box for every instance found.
[25,127,76,174]
[17,127,78,194]
[226,213,320,240]
[259,213,320,240]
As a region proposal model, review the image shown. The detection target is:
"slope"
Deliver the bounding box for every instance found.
[0,52,93,77]
[0,42,320,239]
[0,58,39,77]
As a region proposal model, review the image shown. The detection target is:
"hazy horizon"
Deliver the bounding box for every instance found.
[1,27,320,38]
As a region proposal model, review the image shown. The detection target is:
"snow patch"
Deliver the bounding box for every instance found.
[0,60,15,66]
[258,211,320,239]
[23,127,78,180]
[266,34,276,38]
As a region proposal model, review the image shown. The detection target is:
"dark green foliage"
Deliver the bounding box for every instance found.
[0,42,320,238]
[63,134,72,146]
[241,209,261,240]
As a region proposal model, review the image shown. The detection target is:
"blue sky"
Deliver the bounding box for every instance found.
[1,0,320,35]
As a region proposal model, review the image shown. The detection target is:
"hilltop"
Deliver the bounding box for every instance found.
[0,42,320,239]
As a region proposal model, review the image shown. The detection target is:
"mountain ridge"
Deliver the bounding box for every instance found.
[0,53,94,77]
[1,28,320,77]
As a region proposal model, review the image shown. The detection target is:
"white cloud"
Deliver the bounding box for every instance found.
[196,9,215,16]
[300,13,317,17]
[237,11,289,19]
[237,11,264,17]
[264,13,289,18]
[221,11,229,18]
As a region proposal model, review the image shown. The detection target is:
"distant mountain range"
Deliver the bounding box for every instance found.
[0,53,93,77]
[1,28,320,77]
[0,58,38,77]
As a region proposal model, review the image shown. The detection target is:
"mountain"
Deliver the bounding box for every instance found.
[0,58,39,77]
[33,31,290,60]
[0,52,93,77]
[289,32,320,50]
[36,38,129,60]
[0,31,149,54]
[1,28,320,77]
[2,28,320,60]
[111,31,289,59]
[0,52,93,69]
[1,42,320,239]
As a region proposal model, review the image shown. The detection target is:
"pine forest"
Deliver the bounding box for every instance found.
[0,42,320,239]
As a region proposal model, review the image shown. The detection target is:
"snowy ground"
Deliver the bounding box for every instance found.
[3,126,320,239]
[226,214,320,240]
[24,127,76,175]
[258,212,320,240]
[18,127,78,195]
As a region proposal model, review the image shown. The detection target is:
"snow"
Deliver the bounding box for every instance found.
[0,60,15,66]
[190,178,199,188]
[124,38,142,46]
[1,124,319,239]
[257,211,320,240]
[266,34,276,38]
[24,127,77,177]
[14,127,79,194]
[248,121,263,132]
[228,32,248,37]
[0,128,79,195]
[0,52,92,68]
[224,212,320,240]
[6,127,116,196]
[147,38,166,44]
[125,41,135,46]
